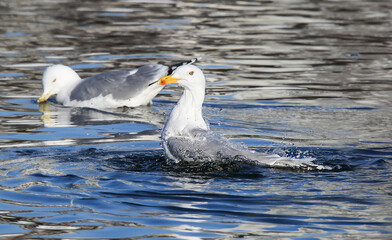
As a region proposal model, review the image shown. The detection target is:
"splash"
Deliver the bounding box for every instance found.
[163,129,331,171]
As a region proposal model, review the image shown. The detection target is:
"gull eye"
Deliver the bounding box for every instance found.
[189,71,194,76]
[52,78,56,83]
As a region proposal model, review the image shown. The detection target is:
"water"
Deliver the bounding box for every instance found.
[1,0,391,239]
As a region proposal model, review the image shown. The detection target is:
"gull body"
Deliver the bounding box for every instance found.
[37,59,199,108]
[158,65,322,169]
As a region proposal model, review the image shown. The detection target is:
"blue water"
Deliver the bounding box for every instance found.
[1,0,392,239]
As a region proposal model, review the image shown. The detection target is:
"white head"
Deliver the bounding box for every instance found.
[159,64,208,139]
[37,64,81,103]
[159,65,205,91]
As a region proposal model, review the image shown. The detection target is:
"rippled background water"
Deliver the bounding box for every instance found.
[0,0,391,239]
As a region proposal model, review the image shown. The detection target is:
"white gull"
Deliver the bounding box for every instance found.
[37,58,199,108]
[158,64,327,170]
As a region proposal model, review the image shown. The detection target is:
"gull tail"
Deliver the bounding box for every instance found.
[168,57,202,74]
[148,57,202,86]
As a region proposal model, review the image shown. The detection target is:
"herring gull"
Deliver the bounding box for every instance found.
[37,58,199,108]
[158,64,327,170]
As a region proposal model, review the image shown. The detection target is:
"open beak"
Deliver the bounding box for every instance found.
[37,92,51,103]
[159,75,180,85]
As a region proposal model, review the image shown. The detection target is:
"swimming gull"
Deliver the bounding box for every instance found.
[158,64,326,170]
[37,58,199,108]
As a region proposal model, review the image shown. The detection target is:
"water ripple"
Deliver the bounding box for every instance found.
[0,0,391,238]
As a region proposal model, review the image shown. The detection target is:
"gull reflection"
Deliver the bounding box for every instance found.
[38,101,165,128]
[37,102,165,146]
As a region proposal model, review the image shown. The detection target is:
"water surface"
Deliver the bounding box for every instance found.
[0,0,391,239]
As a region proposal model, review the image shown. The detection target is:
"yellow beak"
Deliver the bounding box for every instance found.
[37,92,51,103]
[159,75,180,85]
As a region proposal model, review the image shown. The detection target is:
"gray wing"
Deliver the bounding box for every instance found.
[70,64,169,101]
[165,129,321,169]
[165,129,248,162]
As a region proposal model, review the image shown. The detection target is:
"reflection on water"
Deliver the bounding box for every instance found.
[38,101,165,128]
[0,0,392,239]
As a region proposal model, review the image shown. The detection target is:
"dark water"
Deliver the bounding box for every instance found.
[1,0,392,239]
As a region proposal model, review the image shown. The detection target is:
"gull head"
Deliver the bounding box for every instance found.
[159,64,208,142]
[159,65,205,90]
[38,64,81,103]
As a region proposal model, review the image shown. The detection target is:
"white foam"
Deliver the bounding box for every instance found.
[163,129,329,170]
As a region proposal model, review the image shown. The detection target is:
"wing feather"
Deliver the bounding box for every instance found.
[70,64,168,101]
